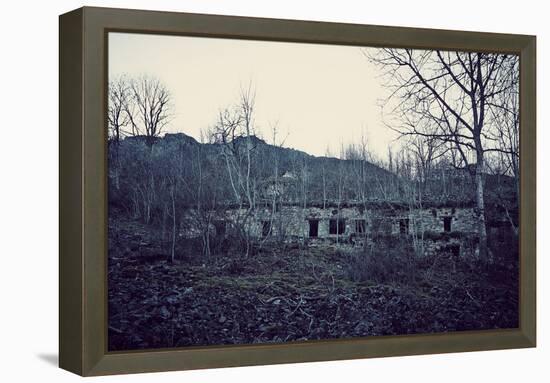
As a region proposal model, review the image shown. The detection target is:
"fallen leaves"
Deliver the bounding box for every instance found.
[108,221,519,351]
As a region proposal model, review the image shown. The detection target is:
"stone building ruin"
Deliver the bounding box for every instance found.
[178,199,515,260]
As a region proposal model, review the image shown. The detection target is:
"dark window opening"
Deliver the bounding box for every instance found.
[308,219,319,238]
[355,219,366,234]
[450,244,460,257]
[399,218,409,234]
[442,244,460,257]
[213,221,226,236]
[329,219,345,235]
[443,216,452,232]
[262,221,271,237]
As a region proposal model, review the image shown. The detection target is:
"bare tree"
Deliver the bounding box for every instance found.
[344,133,373,247]
[335,142,348,244]
[209,83,259,257]
[484,61,520,236]
[298,156,310,243]
[211,106,244,204]
[126,75,172,146]
[108,75,132,143]
[123,142,157,224]
[263,121,288,244]
[487,57,520,198]
[367,48,519,263]
[239,83,257,210]
[321,146,331,210]
[108,75,132,190]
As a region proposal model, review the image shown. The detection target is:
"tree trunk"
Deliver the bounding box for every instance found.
[475,167,488,263]
[170,187,176,263]
[202,226,211,259]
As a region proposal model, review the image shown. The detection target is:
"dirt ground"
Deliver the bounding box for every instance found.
[108,219,519,351]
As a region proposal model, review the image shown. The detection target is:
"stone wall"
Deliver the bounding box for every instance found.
[224,205,478,239]
[179,204,481,258]
[420,234,479,260]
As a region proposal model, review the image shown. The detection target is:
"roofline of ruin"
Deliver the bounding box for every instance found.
[181,200,481,210]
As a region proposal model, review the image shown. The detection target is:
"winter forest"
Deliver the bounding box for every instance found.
[107,37,520,351]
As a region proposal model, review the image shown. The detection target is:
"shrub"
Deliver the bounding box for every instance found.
[341,239,416,285]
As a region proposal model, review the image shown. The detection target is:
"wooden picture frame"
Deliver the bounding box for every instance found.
[59,6,536,376]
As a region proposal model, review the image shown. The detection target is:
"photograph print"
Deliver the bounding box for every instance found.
[107,32,520,351]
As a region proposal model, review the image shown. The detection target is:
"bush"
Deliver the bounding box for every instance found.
[422,231,468,240]
[342,239,416,285]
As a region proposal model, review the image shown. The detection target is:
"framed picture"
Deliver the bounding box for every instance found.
[59,7,536,376]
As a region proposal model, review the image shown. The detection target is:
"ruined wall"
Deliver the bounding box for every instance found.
[178,204,482,258]
[420,235,479,260]
[237,205,478,238]
[180,205,475,238]
[407,207,478,234]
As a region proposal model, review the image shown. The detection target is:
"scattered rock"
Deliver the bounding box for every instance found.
[159,306,170,319]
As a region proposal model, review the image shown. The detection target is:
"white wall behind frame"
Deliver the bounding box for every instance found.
[0,0,546,382]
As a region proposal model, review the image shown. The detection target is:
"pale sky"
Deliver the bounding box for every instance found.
[108,32,398,159]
